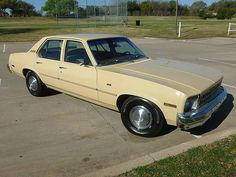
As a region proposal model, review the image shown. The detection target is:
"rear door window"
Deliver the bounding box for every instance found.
[38,40,62,61]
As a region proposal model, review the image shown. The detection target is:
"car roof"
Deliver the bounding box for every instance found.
[46,33,125,41]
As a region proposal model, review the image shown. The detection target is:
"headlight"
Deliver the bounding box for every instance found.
[184,95,199,113]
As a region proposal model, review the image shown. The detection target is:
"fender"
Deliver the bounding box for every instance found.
[116,92,178,126]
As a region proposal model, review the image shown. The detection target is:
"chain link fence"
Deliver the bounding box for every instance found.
[55,0,127,28]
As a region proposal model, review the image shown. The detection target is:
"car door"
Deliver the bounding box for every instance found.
[58,40,97,101]
[36,39,63,88]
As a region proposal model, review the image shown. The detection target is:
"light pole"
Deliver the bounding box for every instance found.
[74,0,79,29]
[176,0,178,35]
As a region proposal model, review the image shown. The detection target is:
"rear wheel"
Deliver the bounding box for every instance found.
[26,71,46,97]
[121,97,165,137]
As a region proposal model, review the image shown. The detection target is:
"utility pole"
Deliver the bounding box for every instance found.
[176,0,178,35]
[74,0,79,30]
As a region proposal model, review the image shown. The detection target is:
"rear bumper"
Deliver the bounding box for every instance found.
[177,86,227,130]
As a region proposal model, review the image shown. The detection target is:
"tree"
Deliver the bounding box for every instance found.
[42,0,75,17]
[140,1,154,16]
[209,0,236,19]
[0,0,17,15]
[0,0,38,17]
[217,8,235,19]
[156,2,169,16]
[190,1,207,16]
[128,1,140,16]
[168,0,176,16]
[179,5,190,16]
[11,0,36,16]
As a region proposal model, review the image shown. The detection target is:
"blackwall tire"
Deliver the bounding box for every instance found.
[25,71,46,97]
[121,97,165,137]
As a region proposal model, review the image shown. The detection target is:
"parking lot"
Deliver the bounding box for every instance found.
[0,37,235,177]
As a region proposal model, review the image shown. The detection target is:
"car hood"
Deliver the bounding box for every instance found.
[111,58,223,94]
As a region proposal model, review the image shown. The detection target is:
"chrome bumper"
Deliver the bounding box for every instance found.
[177,86,227,130]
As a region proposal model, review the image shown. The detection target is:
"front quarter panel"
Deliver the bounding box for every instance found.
[97,68,187,126]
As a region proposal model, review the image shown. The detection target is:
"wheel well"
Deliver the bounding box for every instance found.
[117,94,133,111]
[22,69,31,77]
[117,95,164,113]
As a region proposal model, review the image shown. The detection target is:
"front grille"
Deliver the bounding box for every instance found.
[199,80,222,106]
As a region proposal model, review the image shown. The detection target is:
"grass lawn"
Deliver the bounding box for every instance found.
[119,135,236,177]
[0,16,235,42]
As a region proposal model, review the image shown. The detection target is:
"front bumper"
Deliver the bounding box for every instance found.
[177,86,227,130]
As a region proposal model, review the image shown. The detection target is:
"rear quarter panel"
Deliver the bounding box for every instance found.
[9,52,37,77]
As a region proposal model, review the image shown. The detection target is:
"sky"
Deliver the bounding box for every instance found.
[25,0,218,11]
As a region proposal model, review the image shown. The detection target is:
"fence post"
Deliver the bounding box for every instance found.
[228,23,231,36]
[178,22,182,38]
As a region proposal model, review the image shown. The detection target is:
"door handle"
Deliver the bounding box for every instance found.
[36,61,42,64]
[59,66,67,69]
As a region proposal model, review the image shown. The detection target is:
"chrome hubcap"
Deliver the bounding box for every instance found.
[28,75,38,92]
[129,106,153,130]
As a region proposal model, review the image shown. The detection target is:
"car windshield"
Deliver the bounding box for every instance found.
[87,37,147,66]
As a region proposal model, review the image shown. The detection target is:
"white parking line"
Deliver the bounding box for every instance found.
[3,43,6,53]
[191,134,202,139]
[199,57,236,66]
[0,78,1,86]
[187,132,202,139]
[223,83,236,90]
[144,37,156,40]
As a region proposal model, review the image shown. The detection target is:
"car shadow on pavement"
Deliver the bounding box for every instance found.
[159,125,177,136]
[44,88,61,97]
[188,94,234,135]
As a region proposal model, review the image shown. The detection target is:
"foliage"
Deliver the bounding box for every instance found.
[199,10,216,20]
[212,0,236,19]
[42,0,75,17]
[128,1,140,16]
[128,0,189,16]
[12,1,36,16]
[217,8,235,19]
[140,1,154,16]
[0,0,40,17]
[168,0,176,16]
[126,0,236,20]
[190,1,207,16]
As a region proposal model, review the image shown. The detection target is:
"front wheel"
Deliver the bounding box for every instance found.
[121,97,165,137]
[26,71,46,97]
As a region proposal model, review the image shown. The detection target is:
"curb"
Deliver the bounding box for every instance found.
[80,127,236,177]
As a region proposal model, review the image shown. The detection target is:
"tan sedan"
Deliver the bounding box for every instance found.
[8,34,227,137]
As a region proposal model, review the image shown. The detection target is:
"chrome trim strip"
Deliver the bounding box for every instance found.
[177,86,227,130]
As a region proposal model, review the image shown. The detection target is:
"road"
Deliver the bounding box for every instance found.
[0,37,235,177]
